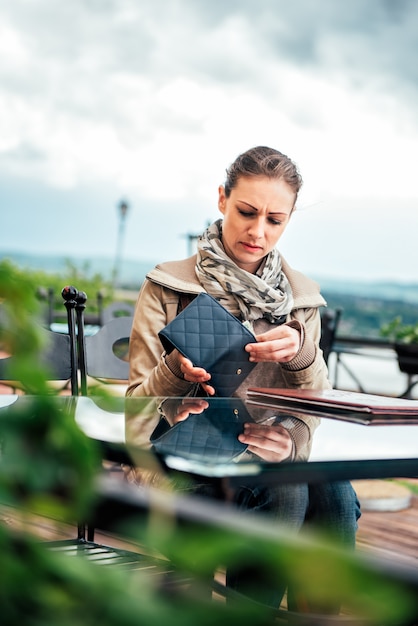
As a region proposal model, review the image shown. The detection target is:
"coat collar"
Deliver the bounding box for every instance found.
[146,254,326,310]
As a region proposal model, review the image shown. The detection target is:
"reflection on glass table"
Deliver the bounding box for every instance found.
[3,394,418,483]
[122,395,418,483]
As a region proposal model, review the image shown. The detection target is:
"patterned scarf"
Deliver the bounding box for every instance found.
[195,219,293,323]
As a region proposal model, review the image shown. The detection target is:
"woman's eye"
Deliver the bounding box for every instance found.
[237,209,282,226]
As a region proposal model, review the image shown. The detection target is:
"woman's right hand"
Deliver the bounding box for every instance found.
[176,351,216,396]
[238,422,294,462]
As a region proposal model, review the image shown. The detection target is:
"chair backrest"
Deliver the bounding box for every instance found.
[2,284,124,396]
[320,307,342,365]
[83,316,133,383]
[0,326,73,378]
[0,286,80,395]
[100,301,135,326]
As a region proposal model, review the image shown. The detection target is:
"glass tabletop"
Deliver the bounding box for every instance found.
[3,394,418,481]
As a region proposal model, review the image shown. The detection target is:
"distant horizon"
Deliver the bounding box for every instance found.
[2,249,418,298]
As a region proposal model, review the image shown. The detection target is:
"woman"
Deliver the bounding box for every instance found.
[128,146,329,399]
[127,146,360,610]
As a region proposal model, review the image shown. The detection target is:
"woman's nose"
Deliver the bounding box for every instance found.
[248,219,265,238]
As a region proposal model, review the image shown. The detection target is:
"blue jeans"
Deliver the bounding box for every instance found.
[226,481,361,608]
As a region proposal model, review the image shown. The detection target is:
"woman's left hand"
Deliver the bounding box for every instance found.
[172,398,209,423]
[178,353,216,395]
[245,324,301,363]
[238,422,293,462]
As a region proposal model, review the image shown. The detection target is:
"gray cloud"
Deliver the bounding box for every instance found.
[4,0,418,101]
[1,0,418,281]
[1,0,417,191]
[3,3,415,66]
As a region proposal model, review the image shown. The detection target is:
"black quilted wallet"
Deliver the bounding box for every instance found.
[150,398,251,462]
[158,292,256,397]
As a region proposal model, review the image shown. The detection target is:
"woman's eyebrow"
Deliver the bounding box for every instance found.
[238,200,258,210]
[238,200,288,215]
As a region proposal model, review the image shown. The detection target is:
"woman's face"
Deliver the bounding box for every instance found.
[218,175,296,274]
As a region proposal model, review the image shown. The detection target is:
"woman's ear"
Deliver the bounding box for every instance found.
[218,185,227,215]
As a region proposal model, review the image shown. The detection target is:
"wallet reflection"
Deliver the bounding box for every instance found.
[124,396,317,466]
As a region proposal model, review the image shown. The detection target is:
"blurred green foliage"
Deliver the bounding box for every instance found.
[323,291,418,339]
[1,260,418,625]
[1,257,114,317]
[380,316,418,344]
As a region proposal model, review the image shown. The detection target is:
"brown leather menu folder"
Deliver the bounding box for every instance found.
[247,387,418,415]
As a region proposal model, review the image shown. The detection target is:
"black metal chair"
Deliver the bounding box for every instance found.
[0,328,73,393]
[85,472,418,625]
[99,300,135,326]
[320,307,343,365]
[394,343,418,399]
[0,286,79,395]
[86,316,131,379]
[77,298,132,395]
[1,286,151,562]
[320,308,369,391]
[19,288,166,569]
[1,286,89,540]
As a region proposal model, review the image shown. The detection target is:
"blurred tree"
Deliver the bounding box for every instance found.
[1,260,418,625]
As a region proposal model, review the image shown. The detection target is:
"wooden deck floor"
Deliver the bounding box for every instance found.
[356,493,418,566]
[3,494,418,566]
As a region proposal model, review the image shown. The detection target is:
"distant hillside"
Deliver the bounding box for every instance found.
[3,250,418,302]
[0,250,156,289]
[316,275,418,305]
[321,290,418,338]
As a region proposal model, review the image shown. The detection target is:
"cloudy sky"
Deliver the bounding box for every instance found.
[1,0,418,283]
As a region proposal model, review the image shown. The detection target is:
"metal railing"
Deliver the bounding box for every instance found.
[330,335,418,399]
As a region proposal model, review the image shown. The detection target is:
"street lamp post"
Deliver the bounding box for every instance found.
[186,232,200,256]
[182,221,210,256]
[112,199,129,291]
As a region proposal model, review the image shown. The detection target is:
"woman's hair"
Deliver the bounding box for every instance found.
[224,146,303,199]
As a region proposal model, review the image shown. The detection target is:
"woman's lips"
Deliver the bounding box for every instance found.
[241,242,262,252]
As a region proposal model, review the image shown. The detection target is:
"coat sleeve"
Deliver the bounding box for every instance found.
[126,279,196,397]
[279,306,332,389]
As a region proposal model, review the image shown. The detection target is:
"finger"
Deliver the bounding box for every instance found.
[181,363,211,383]
[178,354,194,368]
[201,382,216,396]
[239,433,285,453]
[174,399,210,423]
[181,399,209,412]
[247,343,297,363]
[173,411,191,423]
[244,423,290,440]
[179,358,197,375]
